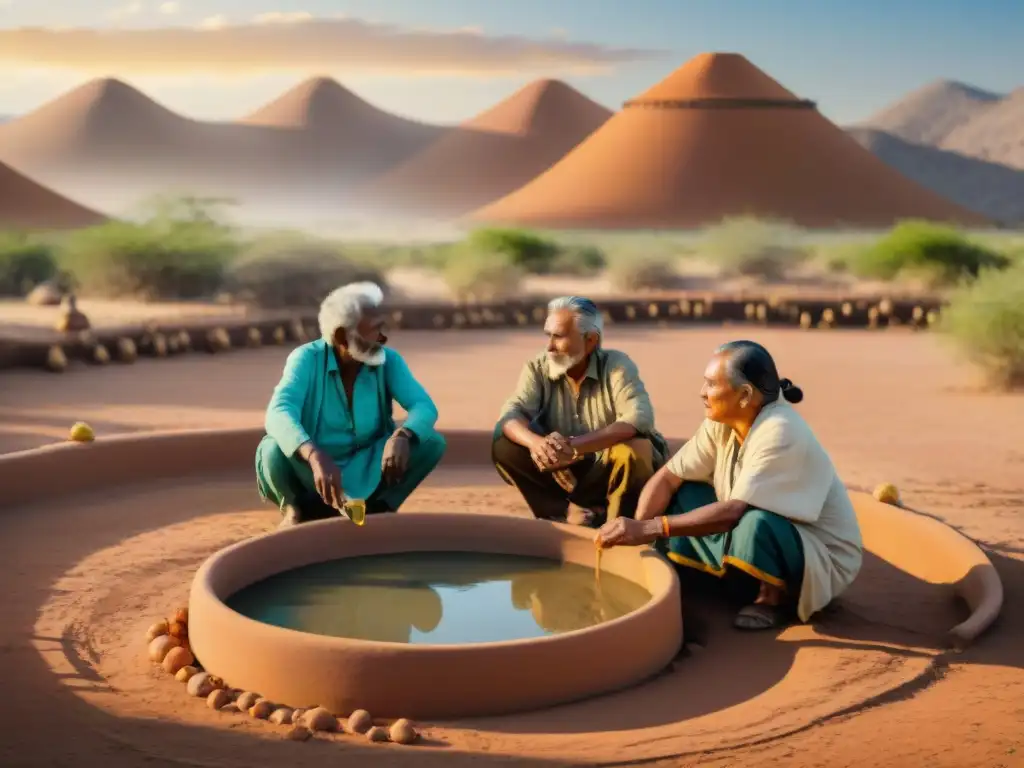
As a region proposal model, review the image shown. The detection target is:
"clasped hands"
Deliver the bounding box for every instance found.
[529,431,582,493]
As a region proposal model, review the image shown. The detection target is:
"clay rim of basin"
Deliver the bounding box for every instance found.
[191,512,680,651]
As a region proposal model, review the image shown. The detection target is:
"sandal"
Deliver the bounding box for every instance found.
[733,603,786,631]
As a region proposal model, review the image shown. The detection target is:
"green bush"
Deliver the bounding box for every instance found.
[607,256,679,292]
[466,228,560,274]
[939,261,1024,389]
[443,248,523,301]
[549,244,607,276]
[59,214,238,300]
[225,237,387,309]
[848,221,1011,287]
[698,217,809,280]
[0,233,59,296]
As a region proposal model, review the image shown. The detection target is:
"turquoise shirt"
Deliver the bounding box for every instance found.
[264,339,439,500]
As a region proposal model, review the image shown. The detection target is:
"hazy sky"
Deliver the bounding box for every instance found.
[0,0,1018,125]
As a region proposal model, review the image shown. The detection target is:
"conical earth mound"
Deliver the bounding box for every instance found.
[471,53,990,229]
[358,79,611,219]
[0,162,107,229]
[241,76,443,172]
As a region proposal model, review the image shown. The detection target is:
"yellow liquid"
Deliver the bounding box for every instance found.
[342,499,367,526]
[594,541,603,583]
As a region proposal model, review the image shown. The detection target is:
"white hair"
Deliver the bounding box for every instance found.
[547,295,603,344]
[318,282,384,343]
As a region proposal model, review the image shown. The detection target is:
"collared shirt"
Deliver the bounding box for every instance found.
[497,347,667,467]
[666,399,864,621]
[265,340,439,499]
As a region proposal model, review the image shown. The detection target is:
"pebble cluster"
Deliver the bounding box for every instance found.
[145,606,422,746]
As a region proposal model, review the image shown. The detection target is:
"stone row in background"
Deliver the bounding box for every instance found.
[1,295,944,373]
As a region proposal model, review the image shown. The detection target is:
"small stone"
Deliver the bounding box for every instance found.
[145,620,169,641]
[207,689,232,710]
[235,692,260,712]
[187,671,216,698]
[161,645,194,675]
[175,666,198,683]
[285,725,312,742]
[389,718,418,745]
[269,708,293,725]
[303,706,338,732]
[249,699,274,719]
[346,709,372,734]
[366,726,389,743]
[147,634,179,663]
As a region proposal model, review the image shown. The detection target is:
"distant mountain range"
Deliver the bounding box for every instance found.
[0,72,1020,227]
[852,79,1024,224]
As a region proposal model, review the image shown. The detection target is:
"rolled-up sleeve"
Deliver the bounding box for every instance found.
[665,419,719,482]
[497,360,543,426]
[607,356,655,434]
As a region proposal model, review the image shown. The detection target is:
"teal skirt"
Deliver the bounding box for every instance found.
[655,482,805,595]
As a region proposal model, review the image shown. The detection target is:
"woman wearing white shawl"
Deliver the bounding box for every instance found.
[596,341,863,630]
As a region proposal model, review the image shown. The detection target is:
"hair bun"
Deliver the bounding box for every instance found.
[779,378,804,404]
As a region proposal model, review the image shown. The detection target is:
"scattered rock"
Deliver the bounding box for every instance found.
[168,621,187,641]
[235,691,261,712]
[147,634,180,663]
[249,699,274,719]
[389,718,418,745]
[161,646,194,675]
[873,482,901,505]
[68,422,95,443]
[174,666,198,683]
[116,337,138,363]
[269,708,293,725]
[187,671,217,698]
[303,706,338,732]
[145,620,169,641]
[285,725,312,742]
[55,294,90,333]
[366,726,389,743]
[207,689,232,710]
[26,281,63,306]
[45,345,67,373]
[90,344,110,365]
[346,709,372,734]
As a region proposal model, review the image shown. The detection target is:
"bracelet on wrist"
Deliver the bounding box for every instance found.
[660,515,671,538]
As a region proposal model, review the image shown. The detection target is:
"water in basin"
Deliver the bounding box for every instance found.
[226,551,652,645]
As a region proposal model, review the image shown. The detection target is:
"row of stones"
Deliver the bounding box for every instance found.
[23,296,941,373]
[145,607,421,747]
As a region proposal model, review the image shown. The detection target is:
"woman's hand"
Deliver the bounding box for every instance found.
[595,517,660,549]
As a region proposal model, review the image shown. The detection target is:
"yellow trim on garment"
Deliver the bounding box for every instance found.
[666,551,787,591]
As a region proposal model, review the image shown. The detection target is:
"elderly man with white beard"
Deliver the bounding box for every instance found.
[493,296,668,528]
[256,282,446,528]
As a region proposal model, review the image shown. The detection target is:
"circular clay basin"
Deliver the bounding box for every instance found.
[188,511,682,719]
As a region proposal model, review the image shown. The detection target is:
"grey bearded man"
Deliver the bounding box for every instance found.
[492,296,669,528]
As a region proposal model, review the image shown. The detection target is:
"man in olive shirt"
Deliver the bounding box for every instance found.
[493,296,668,527]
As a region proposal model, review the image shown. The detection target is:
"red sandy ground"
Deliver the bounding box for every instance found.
[1,328,1022,768]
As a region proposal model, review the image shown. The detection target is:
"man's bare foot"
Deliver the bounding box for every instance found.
[567,504,606,528]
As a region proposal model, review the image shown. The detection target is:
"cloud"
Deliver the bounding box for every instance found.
[0,14,662,77]
[158,1,179,14]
